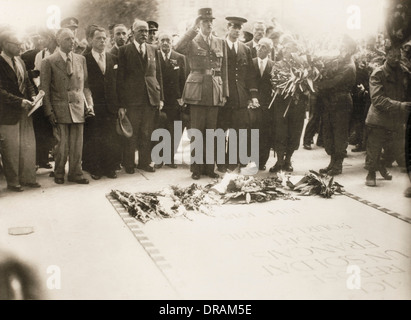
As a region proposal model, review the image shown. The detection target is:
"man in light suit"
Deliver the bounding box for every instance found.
[0,29,40,192]
[40,28,94,184]
[175,8,229,180]
[117,19,164,173]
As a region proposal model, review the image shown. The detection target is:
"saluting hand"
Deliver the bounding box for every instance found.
[193,16,202,30]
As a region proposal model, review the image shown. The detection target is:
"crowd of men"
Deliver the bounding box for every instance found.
[0,8,410,196]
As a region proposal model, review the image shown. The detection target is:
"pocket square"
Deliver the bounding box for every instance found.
[113,64,118,69]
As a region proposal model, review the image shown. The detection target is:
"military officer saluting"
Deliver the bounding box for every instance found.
[175,8,229,180]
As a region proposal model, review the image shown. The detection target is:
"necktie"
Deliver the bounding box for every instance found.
[259,60,265,76]
[140,43,145,58]
[66,55,73,76]
[98,53,105,74]
[12,57,25,94]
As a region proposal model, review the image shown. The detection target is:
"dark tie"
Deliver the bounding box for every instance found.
[12,57,25,93]
[66,55,73,76]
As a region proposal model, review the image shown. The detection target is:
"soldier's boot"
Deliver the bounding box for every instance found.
[378,165,392,180]
[269,151,285,173]
[327,157,343,176]
[283,151,294,172]
[365,171,376,187]
[319,155,336,174]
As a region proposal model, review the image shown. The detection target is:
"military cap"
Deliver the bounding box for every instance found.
[198,8,215,20]
[147,21,158,31]
[226,16,248,27]
[61,17,79,29]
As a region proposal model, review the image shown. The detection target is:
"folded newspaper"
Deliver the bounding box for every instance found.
[28,90,45,117]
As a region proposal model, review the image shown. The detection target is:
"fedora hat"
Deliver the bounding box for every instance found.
[116,114,133,138]
[198,8,215,20]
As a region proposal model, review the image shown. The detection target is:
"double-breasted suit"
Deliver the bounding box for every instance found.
[40,50,93,181]
[175,28,229,176]
[83,51,120,176]
[116,42,164,170]
[0,54,37,187]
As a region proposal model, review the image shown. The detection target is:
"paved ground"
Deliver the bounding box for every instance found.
[0,131,410,300]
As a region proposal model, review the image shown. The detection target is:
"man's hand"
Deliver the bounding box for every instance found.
[21,99,33,110]
[401,102,411,111]
[47,113,57,126]
[118,108,126,120]
[192,16,202,30]
[159,101,164,111]
[222,97,227,105]
[177,98,184,106]
[251,98,260,108]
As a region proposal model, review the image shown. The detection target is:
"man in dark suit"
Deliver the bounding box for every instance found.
[175,8,229,180]
[217,16,259,172]
[83,27,120,180]
[251,37,275,171]
[40,28,94,184]
[0,29,40,191]
[245,21,266,58]
[117,19,164,173]
[154,31,187,168]
[110,24,128,57]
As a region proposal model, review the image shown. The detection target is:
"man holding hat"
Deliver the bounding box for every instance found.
[175,8,229,180]
[217,16,259,172]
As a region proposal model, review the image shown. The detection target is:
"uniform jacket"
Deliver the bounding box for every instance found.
[225,41,258,109]
[366,62,410,130]
[0,55,35,125]
[109,46,119,57]
[253,57,274,107]
[84,51,119,118]
[175,28,228,106]
[40,51,93,124]
[158,49,187,107]
[116,42,164,108]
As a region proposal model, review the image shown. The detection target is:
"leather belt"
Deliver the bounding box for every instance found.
[192,69,221,76]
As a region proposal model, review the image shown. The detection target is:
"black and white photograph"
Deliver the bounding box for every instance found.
[0,0,410,303]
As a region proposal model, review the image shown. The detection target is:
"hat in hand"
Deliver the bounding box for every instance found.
[116,114,133,138]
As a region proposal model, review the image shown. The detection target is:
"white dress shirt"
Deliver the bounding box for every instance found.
[161,50,171,62]
[133,40,146,56]
[226,38,238,54]
[91,49,106,74]
[58,48,72,62]
[257,56,268,76]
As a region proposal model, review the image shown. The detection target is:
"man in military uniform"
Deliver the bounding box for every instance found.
[218,16,259,172]
[317,35,357,176]
[147,21,159,46]
[175,8,229,180]
[61,17,83,54]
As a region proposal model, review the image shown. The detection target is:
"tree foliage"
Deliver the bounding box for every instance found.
[74,0,159,39]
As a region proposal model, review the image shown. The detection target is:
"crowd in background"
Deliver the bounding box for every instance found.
[0,7,410,196]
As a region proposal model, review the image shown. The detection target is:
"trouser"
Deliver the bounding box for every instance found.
[0,112,36,187]
[124,105,157,169]
[273,96,306,154]
[83,116,120,175]
[248,107,273,168]
[321,93,353,159]
[32,106,54,165]
[380,124,406,167]
[364,126,400,171]
[303,94,323,145]
[54,123,84,180]
[189,105,219,175]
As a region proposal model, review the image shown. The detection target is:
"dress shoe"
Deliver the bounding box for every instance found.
[283,163,293,172]
[404,187,411,198]
[125,167,135,174]
[303,144,312,150]
[207,172,220,179]
[91,174,101,180]
[54,178,64,184]
[326,167,342,176]
[365,171,376,187]
[269,162,283,173]
[39,163,53,169]
[352,144,365,152]
[378,167,392,180]
[166,164,178,169]
[137,165,155,173]
[259,165,266,171]
[22,182,41,188]
[68,178,89,184]
[154,163,163,169]
[191,173,201,180]
[106,171,117,179]
[7,185,24,192]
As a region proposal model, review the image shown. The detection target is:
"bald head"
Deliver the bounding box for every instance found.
[132,19,148,44]
[158,31,173,54]
[56,28,75,53]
